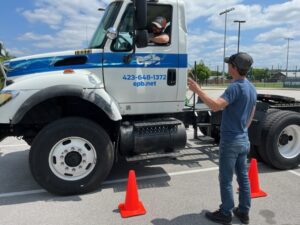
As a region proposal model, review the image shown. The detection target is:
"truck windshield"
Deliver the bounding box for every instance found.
[89,2,122,49]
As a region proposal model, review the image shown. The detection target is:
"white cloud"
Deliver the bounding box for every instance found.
[183,0,242,24]
[255,27,300,42]
[20,0,109,50]
[7,48,29,57]
[184,0,300,69]
[19,32,54,41]
[191,0,300,31]
[15,0,300,69]
[23,8,63,29]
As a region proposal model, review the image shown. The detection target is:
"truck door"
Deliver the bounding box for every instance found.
[103,3,185,115]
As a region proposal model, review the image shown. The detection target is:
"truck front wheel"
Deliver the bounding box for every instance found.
[29,117,114,195]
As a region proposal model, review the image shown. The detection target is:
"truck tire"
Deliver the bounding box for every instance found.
[262,111,300,169]
[254,108,281,163]
[29,117,114,195]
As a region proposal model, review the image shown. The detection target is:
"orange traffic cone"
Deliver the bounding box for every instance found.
[248,159,268,198]
[118,170,146,218]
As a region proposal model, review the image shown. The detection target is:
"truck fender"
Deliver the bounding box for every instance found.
[12,85,122,124]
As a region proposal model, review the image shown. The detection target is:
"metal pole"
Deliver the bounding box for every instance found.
[222,13,227,79]
[217,65,219,84]
[237,22,240,52]
[86,25,88,47]
[220,8,235,81]
[193,61,197,139]
[285,37,293,76]
[234,20,246,53]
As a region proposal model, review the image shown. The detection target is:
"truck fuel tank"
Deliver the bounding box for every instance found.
[119,118,186,155]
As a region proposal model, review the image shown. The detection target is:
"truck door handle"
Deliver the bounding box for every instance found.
[167,69,176,86]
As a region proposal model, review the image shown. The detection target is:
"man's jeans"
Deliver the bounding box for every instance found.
[219,140,251,216]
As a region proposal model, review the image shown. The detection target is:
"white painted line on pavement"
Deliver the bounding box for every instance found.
[0,167,219,198]
[0,144,28,148]
[0,189,46,198]
[289,170,300,177]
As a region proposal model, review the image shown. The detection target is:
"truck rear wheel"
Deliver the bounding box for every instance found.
[29,117,114,195]
[256,109,284,164]
[261,111,300,169]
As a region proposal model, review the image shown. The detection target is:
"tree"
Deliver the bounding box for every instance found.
[0,52,14,63]
[190,61,211,83]
[211,70,222,77]
[0,44,14,63]
[0,56,10,63]
[251,68,270,81]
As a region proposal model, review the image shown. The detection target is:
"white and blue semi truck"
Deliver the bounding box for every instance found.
[0,0,299,195]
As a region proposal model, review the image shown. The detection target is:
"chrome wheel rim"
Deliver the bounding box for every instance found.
[48,137,97,181]
[277,125,300,159]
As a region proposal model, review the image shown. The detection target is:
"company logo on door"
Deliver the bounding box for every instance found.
[136,54,161,67]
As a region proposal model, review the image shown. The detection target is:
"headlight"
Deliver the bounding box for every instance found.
[0,90,19,107]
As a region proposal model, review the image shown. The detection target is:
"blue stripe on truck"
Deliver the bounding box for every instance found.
[6,53,188,77]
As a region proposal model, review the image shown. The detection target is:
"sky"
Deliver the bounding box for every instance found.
[1,0,300,71]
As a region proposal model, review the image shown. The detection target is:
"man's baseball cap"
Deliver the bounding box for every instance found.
[224,52,253,72]
[152,16,167,29]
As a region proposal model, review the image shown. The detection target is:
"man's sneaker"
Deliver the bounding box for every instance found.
[233,207,249,224]
[205,209,232,225]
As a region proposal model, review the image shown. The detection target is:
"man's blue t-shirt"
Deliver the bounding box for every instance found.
[220,79,257,142]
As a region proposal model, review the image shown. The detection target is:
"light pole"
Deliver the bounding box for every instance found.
[234,20,246,53]
[285,37,293,76]
[219,7,235,80]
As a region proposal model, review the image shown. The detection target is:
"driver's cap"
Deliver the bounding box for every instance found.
[152,16,167,29]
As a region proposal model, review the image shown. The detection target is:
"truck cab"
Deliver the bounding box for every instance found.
[0,0,189,195]
[90,0,188,115]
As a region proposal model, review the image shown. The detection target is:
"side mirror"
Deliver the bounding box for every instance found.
[133,0,147,49]
[135,30,148,48]
[134,0,147,30]
[106,27,118,40]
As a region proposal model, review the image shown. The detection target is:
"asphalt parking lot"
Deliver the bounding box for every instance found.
[0,88,299,225]
[0,129,300,225]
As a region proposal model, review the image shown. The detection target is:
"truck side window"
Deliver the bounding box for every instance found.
[147,4,172,46]
[111,6,134,52]
[111,4,172,51]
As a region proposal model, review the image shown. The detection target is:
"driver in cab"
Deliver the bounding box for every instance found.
[149,16,170,45]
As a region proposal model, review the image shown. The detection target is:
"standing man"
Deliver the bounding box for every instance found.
[188,52,256,225]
